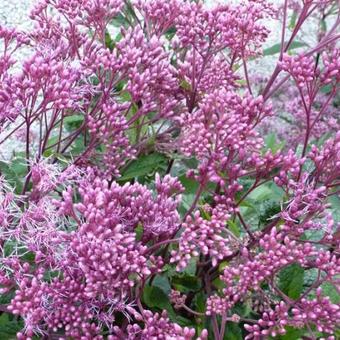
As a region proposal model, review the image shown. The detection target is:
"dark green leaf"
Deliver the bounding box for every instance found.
[165,27,177,40]
[193,292,206,313]
[279,263,304,300]
[172,275,201,293]
[0,313,24,338]
[142,285,170,309]
[175,316,194,327]
[225,322,243,340]
[142,284,177,320]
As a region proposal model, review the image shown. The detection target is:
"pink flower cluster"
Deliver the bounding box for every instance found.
[0,0,339,338]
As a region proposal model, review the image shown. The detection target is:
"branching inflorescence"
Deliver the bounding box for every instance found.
[0,0,339,339]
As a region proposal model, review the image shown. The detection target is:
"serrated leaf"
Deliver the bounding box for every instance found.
[263,41,307,56]
[279,263,304,300]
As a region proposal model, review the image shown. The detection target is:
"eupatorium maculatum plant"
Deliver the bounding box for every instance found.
[0,0,339,339]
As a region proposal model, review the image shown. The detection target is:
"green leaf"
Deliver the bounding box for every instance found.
[10,157,27,178]
[175,316,194,327]
[264,133,286,153]
[288,12,298,29]
[320,281,340,304]
[225,322,243,340]
[143,285,170,309]
[0,313,24,339]
[263,41,307,56]
[172,275,201,293]
[69,136,86,156]
[277,326,305,339]
[179,176,199,194]
[0,161,23,193]
[142,284,177,320]
[63,114,84,134]
[179,79,192,91]
[105,30,115,51]
[279,263,304,300]
[320,84,332,94]
[165,27,177,40]
[152,275,171,295]
[227,220,240,237]
[247,185,273,201]
[63,115,84,124]
[213,277,226,290]
[193,292,206,313]
[135,224,144,241]
[111,13,129,28]
[119,90,132,102]
[119,153,167,181]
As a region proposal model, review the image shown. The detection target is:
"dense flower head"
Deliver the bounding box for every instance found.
[206,228,316,315]
[171,207,234,270]
[180,89,272,184]
[245,289,340,339]
[279,53,317,88]
[0,0,339,338]
[112,310,208,339]
[175,0,274,58]
[321,48,340,85]
[74,174,183,240]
